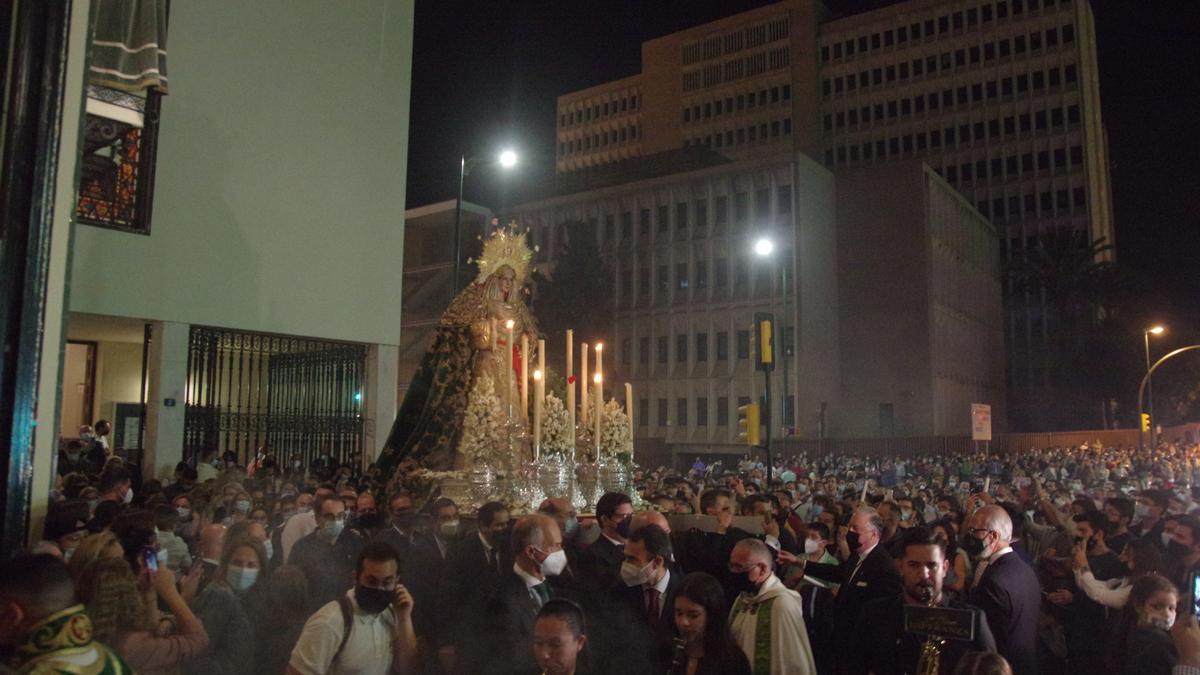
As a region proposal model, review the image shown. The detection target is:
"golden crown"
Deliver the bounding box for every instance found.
[471,221,536,287]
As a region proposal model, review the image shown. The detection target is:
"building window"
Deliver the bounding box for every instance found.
[657,336,668,364]
[658,398,668,426]
[696,260,708,289]
[715,258,728,287]
[716,332,729,360]
[677,398,688,426]
[677,334,688,362]
[717,397,729,426]
[696,398,708,426]
[76,88,164,234]
[657,265,669,292]
[621,338,631,365]
[736,330,750,359]
[696,333,708,362]
[677,263,689,290]
[639,337,649,364]
[639,398,649,427]
[734,192,749,223]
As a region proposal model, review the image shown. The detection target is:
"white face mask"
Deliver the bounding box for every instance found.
[262,539,274,560]
[540,549,568,577]
[804,538,821,555]
[620,560,654,587]
[226,565,259,592]
[123,487,134,504]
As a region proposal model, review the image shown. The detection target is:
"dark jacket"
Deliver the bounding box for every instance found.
[596,569,684,674]
[851,594,997,675]
[289,528,364,613]
[970,550,1042,675]
[578,534,625,591]
[804,543,904,675]
[473,568,552,675]
[436,531,507,651]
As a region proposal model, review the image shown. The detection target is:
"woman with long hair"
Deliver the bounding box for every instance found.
[931,517,972,597]
[669,572,751,675]
[77,557,209,673]
[183,535,267,675]
[1073,537,1162,608]
[1109,573,1179,675]
[67,531,124,580]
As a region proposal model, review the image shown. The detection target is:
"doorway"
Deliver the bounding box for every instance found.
[59,341,96,439]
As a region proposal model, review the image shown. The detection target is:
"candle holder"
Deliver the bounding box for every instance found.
[535,454,573,502]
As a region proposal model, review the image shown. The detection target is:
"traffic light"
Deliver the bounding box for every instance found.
[754,312,775,372]
[737,402,761,447]
[1141,413,1151,432]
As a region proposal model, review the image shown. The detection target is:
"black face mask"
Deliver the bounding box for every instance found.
[960,533,986,558]
[1167,540,1191,561]
[355,585,391,614]
[845,530,861,553]
[729,569,760,597]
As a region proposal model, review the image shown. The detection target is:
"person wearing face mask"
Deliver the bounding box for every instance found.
[962,505,1041,675]
[1163,516,1200,593]
[290,494,365,613]
[782,508,902,675]
[1135,489,1172,548]
[1047,513,1127,674]
[287,543,417,675]
[538,498,585,589]
[97,466,134,508]
[596,525,681,673]
[435,500,511,672]
[726,538,816,674]
[578,492,634,592]
[1110,574,1180,675]
[469,514,567,674]
[184,537,266,675]
[281,486,334,562]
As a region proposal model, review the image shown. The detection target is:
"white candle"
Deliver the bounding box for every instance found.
[625,382,634,445]
[505,320,515,418]
[521,334,530,419]
[533,370,543,460]
[537,338,546,400]
[595,343,604,401]
[566,330,575,447]
[580,342,589,425]
[593,372,603,457]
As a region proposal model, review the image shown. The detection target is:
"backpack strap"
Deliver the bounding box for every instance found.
[331,595,355,666]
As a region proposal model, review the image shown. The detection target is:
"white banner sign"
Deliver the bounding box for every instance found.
[971,404,992,441]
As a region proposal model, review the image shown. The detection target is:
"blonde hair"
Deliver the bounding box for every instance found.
[76,557,149,642]
[68,531,121,580]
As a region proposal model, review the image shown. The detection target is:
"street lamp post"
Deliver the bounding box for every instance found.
[754,236,784,479]
[1143,325,1165,446]
[451,149,519,295]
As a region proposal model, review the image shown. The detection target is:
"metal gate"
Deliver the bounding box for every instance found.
[184,326,367,466]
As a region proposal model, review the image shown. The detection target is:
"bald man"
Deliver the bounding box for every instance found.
[728,538,816,674]
[964,505,1041,675]
[630,509,670,535]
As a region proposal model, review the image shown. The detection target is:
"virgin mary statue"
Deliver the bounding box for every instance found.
[378,225,537,473]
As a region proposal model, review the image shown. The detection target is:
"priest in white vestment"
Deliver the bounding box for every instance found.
[727,538,816,675]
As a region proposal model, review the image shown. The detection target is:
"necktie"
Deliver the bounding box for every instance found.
[645,588,661,626]
[533,582,551,607]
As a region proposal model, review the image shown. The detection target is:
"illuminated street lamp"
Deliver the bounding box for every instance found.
[1143,324,1166,443]
[453,148,519,294]
[754,237,775,257]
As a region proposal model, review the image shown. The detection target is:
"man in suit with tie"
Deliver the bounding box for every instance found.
[964,505,1042,675]
[578,492,633,591]
[435,500,510,673]
[610,524,681,673]
[476,513,566,674]
[791,507,903,675]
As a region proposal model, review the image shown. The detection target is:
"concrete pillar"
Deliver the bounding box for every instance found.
[363,343,399,465]
[143,321,190,480]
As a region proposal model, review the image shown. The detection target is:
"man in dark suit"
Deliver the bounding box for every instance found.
[965,505,1042,675]
[675,488,754,601]
[435,500,510,673]
[795,507,903,675]
[474,513,565,674]
[607,524,681,674]
[578,491,632,591]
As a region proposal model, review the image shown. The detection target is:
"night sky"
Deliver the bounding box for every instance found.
[405,0,1200,316]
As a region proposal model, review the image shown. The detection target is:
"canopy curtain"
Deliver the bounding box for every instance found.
[88,0,169,94]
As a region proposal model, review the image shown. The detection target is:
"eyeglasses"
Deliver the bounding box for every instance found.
[966,527,993,537]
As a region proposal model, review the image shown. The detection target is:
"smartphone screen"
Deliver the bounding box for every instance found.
[143,547,159,573]
[1192,573,1200,617]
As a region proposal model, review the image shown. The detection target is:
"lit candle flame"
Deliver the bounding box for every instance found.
[595,342,603,351]
[505,319,515,329]
[533,370,542,380]
[594,373,603,384]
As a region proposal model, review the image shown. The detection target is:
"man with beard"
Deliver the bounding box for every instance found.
[851,527,996,674]
[287,542,417,675]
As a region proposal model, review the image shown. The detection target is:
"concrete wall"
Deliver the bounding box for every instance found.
[95,341,143,426]
[68,0,413,348]
[836,164,933,437]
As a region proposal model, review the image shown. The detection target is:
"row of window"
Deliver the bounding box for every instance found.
[823,28,1077,99]
[639,394,797,429]
[558,124,640,157]
[682,47,790,93]
[820,0,1072,64]
[615,257,790,304]
[684,118,792,150]
[824,118,1084,172]
[825,80,1079,135]
[592,186,793,245]
[682,84,791,124]
[559,94,639,128]
[681,16,790,65]
[971,186,1088,224]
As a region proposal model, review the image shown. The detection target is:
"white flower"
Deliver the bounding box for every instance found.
[541,394,573,454]
[597,398,632,458]
[459,375,505,468]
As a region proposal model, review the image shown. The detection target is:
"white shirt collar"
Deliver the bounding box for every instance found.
[512,561,544,589]
[602,533,624,548]
[992,546,1014,560]
[478,530,494,554]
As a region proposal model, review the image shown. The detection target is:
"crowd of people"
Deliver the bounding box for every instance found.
[8,430,1200,674]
